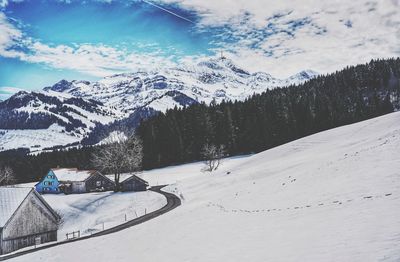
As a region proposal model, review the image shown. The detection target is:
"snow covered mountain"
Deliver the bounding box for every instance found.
[0,58,318,152]
[13,112,400,262]
[43,58,317,115]
[0,90,120,152]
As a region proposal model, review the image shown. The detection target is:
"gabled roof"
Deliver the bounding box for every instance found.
[105,174,132,183]
[105,174,148,184]
[50,168,96,182]
[124,174,148,185]
[0,187,32,228]
[0,187,60,229]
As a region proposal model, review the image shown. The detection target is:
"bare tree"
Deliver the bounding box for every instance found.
[0,166,17,186]
[201,144,226,172]
[92,131,143,191]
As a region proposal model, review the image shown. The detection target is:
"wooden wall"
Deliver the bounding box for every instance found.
[121,178,147,192]
[85,173,115,192]
[71,182,86,193]
[0,191,58,255]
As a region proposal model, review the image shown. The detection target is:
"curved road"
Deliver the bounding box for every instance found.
[0,186,181,261]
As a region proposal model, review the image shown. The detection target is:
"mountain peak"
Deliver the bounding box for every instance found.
[197,57,250,76]
[44,79,73,92]
[285,70,319,85]
[294,70,319,79]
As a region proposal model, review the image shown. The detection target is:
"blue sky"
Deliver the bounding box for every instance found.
[0,0,399,99]
[0,0,213,98]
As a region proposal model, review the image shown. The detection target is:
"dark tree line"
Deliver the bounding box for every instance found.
[136,58,400,169]
[0,147,97,183]
[1,58,399,182]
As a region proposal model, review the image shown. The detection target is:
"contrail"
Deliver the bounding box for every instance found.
[142,0,195,24]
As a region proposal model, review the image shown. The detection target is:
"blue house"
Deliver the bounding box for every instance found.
[35,169,61,194]
[36,168,115,194]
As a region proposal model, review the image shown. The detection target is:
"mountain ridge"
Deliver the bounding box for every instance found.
[0,58,318,153]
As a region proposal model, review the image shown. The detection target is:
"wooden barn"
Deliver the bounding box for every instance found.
[0,187,60,255]
[121,175,149,192]
[36,168,115,194]
[106,174,148,192]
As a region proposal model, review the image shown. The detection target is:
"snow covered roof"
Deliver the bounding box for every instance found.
[0,187,32,228]
[51,168,96,182]
[105,174,133,183]
[105,174,147,184]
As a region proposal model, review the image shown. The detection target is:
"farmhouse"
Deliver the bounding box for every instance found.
[35,168,115,194]
[0,187,60,255]
[106,174,149,192]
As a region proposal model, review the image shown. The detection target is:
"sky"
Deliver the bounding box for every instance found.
[0,0,399,100]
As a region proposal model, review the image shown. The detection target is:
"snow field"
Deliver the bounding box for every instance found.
[10,112,400,262]
[42,191,167,240]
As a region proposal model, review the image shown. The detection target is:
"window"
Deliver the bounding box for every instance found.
[96,181,102,187]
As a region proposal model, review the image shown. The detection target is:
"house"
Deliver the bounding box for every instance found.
[0,187,60,255]
[106,174,149,192]
[35,168,115,194]
[121,175,148,192]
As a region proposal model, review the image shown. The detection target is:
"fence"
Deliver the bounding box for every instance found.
[65,207,149,240]
[66,231,80,240]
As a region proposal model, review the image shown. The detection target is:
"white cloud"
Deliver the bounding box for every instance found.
[24,42,176,77]
[0,12,177,77]
[159,0,400,77]
[0,12,22,52]
[0,86,24,93]
[0,0,25,8]
[0,1,399,79]
[0,0,7,8]
[0,86,25,99]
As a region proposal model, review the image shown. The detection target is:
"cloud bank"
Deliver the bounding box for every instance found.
[165,0,400,77]
[0,0,399,81]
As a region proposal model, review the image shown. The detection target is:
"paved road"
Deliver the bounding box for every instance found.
[0,186,181,261]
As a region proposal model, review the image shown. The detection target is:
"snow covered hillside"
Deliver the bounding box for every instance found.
[43,191,166,240]
[0,58,317,152]
[11,112,400,262]
[0,91,121,153]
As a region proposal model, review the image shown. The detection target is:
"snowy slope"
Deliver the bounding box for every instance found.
[11,112,400,262]
[42,191,166,239]
[0,125,81,153]
[0,91,121,152]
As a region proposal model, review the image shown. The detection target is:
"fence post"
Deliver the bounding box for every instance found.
[102,222,105,231]
[135,210,138,218]
[125,214,127,222]
[145,208,147,215]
